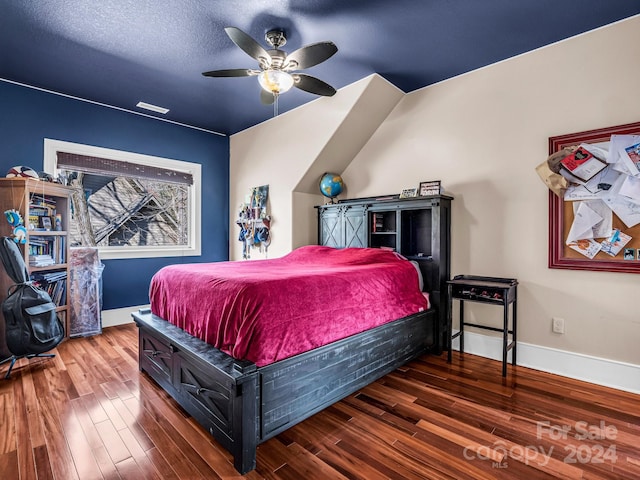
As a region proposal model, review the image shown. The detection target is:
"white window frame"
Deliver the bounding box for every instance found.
[44,138,201,260]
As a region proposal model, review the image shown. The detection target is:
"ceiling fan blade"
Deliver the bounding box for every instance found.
[284,42,338,71]
[202,68,259,77]
[260,89,275,105]
[293,74,337,97]
[224,26,271,68]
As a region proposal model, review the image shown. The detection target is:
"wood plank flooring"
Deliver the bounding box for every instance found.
[1,323,639,479]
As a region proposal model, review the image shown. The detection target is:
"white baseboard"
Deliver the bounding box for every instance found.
[101,305,148,328]
[97,310,639,395]
[451,330,640,395]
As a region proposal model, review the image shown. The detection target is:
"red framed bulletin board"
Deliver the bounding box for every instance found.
[549,121,640,273]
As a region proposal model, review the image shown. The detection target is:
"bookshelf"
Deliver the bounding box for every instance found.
[0,178,73,341]
[369,211,397,249]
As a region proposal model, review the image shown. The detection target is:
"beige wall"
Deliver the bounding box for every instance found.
[230,17,640,366]
[230,74,403,259]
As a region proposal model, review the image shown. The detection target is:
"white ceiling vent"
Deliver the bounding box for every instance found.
[136,101,169,114]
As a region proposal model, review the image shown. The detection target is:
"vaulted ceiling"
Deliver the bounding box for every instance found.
[1,1,638,135]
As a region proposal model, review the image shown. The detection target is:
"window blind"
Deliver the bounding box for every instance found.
[56,152,193,185]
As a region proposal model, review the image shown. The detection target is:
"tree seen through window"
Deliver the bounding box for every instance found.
[65,172,189,248]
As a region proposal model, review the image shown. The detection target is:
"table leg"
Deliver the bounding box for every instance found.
[512,296,517,366]
[502,297,508,377]
[447,285,453,362]
[459,301,465,355]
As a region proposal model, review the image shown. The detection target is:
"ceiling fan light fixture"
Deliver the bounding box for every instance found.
[204,26,337,104]
[258,70,294,94]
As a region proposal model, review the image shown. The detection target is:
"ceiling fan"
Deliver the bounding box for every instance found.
[202,27,338,107]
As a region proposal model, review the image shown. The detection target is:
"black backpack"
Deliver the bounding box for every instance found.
[0,237,64,357]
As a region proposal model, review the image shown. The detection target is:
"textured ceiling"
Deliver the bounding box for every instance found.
[1,1,639,135]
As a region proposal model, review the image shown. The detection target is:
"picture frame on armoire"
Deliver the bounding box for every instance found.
[399,187,418,199]
[548,120,640,274]
[419,180,441,196]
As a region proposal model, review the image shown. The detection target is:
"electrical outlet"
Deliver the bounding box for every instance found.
[552,317,565,334]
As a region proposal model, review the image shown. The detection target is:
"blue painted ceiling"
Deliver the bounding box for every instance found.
[1,1,639,136]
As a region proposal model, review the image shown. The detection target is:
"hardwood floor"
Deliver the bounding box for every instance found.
[1,323,639,479]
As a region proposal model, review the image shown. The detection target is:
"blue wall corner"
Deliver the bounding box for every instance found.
[0,81,230,309]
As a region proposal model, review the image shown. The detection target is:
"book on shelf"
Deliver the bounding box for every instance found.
[30,270,67,306]
[29,206,51,216]
[29,254,55,267]
[28,236,65,263]
[28,195,58,229]
[31,270,67,282]
[29,194,58,209]
[372,213,384,232]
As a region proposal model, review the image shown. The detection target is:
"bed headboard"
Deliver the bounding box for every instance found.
[316,194,452,353]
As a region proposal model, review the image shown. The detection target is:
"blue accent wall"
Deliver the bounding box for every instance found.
[0,81,229,309]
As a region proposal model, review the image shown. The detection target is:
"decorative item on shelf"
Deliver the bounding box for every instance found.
[399,187,418,199]
[39,216,52,231]
[319,172,344,204]
[4,209,27,244]
[237,185,271,259]
[4,209,22,227]
[55,171,70,185]
[38,171,54,182]
[6,166,39,179]
[419,180,442,197]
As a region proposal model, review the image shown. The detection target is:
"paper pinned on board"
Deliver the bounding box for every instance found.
[573,200,612,239]
[610,134,640,175]
[600,229,632,257]
[602,174,640,228]
[568,239,602,259]
[565,202,603,244]
[618,174,640,204]
[625,142,640,169]
[564,165,621,201]
[580,142,609,162]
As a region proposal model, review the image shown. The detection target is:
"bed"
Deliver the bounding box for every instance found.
[133,245,447,473]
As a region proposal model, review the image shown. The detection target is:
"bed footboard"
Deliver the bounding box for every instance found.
[133,307,435,474]
[133,309,259,473]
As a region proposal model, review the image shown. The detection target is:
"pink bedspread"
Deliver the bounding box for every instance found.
[149,245,428,366]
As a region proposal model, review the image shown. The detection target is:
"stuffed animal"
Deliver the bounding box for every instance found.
[12,225,27,244]
[4,209,27,244]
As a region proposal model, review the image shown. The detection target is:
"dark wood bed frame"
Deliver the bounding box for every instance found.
[133,308,435,474]
[133,195,452,474]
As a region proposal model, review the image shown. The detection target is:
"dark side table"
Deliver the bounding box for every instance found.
[447,275,518,377]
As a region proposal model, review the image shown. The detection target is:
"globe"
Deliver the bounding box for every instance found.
[319,173,344,199]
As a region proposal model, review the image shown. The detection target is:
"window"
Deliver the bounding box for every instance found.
[44,139,201,260]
